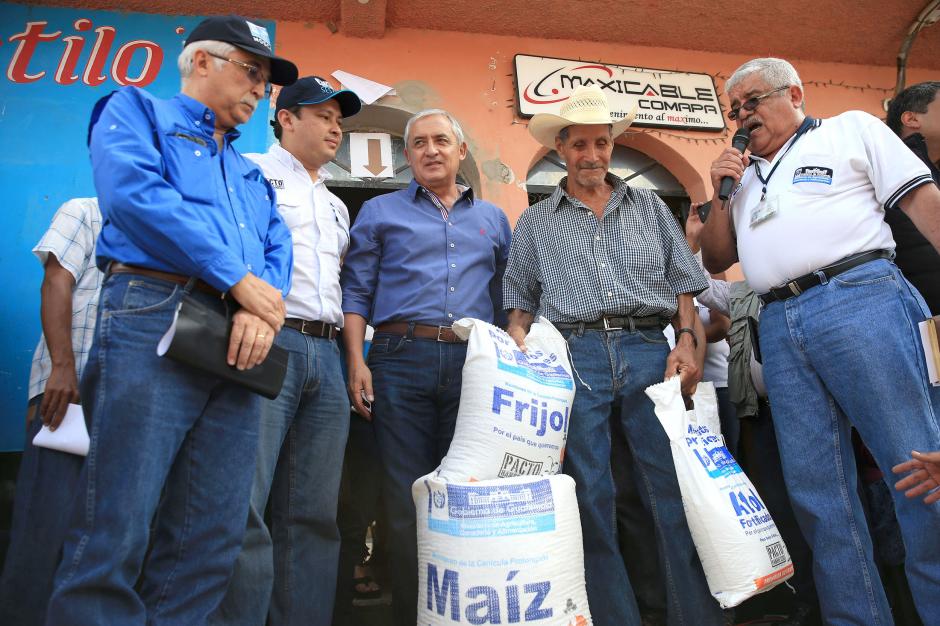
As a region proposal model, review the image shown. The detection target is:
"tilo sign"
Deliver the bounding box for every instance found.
[6,18,163,86]
[514,54,725,132]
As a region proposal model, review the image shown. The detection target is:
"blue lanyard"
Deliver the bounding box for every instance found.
[754,117,817,201]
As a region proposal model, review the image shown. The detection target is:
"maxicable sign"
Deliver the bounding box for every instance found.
[514,54,725,132]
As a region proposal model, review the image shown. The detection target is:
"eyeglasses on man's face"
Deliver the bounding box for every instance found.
[727,85,789,121]
[207,52,272,98]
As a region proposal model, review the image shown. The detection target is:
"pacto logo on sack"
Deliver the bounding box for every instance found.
[488,329,573,390]
[765,542,788,567]
[499,452,545,477]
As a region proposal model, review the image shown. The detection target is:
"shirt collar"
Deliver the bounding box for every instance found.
[269,143,333,183]
[407,178,475,204]
[550,172,626,212]
[173,93,241,142]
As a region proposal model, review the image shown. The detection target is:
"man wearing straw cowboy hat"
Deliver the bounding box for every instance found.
[504,85,722,625]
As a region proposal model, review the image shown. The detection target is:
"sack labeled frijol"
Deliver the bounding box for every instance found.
[438,318,575,482]
[645,378,793,608]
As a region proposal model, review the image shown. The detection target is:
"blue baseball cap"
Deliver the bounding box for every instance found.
[275,76,362,117]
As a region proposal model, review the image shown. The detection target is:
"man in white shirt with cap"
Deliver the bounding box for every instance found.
[213,76,362,626]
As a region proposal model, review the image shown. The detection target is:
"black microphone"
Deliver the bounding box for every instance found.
[718,127,751,201]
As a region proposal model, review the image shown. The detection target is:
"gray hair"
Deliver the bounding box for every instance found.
[178,40,236,85]
[404,109,465,145]
[726,58,802,94]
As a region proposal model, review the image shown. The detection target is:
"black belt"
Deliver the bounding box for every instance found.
[555,315,666,331]
[284,318,338,340]
[758,250,893,306]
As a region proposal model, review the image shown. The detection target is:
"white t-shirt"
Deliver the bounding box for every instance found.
[731,111,933,293]
[247,144,350,326]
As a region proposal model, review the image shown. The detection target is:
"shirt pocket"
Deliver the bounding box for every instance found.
[242,170,276,240]
[276,192,314,231]
[161,128,216,205]
[788,155,838,197]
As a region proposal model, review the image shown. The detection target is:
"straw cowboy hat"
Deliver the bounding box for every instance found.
[528,85,637,149]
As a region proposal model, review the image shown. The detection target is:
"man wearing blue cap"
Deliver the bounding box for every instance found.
[213,76,362,626]
[45,15,297,625]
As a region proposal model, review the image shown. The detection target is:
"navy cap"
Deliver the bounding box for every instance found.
[185,15,298,86]
[275,76,362,118]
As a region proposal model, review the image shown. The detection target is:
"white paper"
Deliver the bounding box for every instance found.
[331,70,395,105]
[32,403,90,456]
[918,320,940,386]
[350,132,394,178]
[156,302,181,357]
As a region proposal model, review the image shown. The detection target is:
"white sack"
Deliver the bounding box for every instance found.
[438,317,575,481]
[414,472,592,625]
[645,378,793,608]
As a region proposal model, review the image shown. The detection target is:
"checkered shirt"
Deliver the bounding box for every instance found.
[503,175,706,323]
[28,198,104,401]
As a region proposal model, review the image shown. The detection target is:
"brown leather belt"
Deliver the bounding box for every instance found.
[284,318,338,340]
[375,322,465,343]
[108,262,222,297]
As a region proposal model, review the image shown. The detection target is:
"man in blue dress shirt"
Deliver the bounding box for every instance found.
[45,16,297,625]
[341,108,512,626]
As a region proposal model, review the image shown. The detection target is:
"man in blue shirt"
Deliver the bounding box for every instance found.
[45,16,297,625]
[341,108,511,626]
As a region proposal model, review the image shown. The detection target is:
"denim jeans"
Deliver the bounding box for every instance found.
[367,333,464,626]
[759,259,940,626]
[563,327,723,626]
[212,328,349,626]
[45,273,262,626]
[0,396,84,626]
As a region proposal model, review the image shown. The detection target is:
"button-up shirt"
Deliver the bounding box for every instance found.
[88,87,292,293]
[341,179,512,326]
[247,144,349,326]
[503,174,706,323]
[29,198,103,401]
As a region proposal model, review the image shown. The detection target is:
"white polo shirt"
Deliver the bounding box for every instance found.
[731,111,933,293]
[247,144,350,326]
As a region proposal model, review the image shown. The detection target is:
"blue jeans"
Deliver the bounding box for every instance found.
[45,273,262,626]
[0,396,84,626]
[212,328,349,626]
[563,328,723,626]
[759,259,940,626]
[368,333,464,626]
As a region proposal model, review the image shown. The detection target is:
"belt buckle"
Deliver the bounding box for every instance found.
[602,317,623,331]
[299,319,310,335]
[786,281,803,297]
[436,326,448,342]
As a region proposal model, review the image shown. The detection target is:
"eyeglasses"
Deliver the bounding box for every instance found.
[727,85,789,121]
[206,52,272,98]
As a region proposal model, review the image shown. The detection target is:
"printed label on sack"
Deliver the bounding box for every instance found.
[427,481,556,537]
[489,329,573,390]
[684,423,741,479]
[425,564,562,623]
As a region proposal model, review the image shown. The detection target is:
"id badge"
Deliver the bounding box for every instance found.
[749,196,779,227]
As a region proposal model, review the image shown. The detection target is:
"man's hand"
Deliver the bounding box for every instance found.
[685,202,706,253]
[227,311,276,370]
[665,341,701,395]
[893,450,940,505]
[507,309,536,353]
[229,273,286,332]
[347,359,374,419]
[709,146,749,196]
[39,362,80,430]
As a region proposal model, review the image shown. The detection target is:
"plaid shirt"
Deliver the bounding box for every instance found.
[28,198,103,401]
[503,175,706,323]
